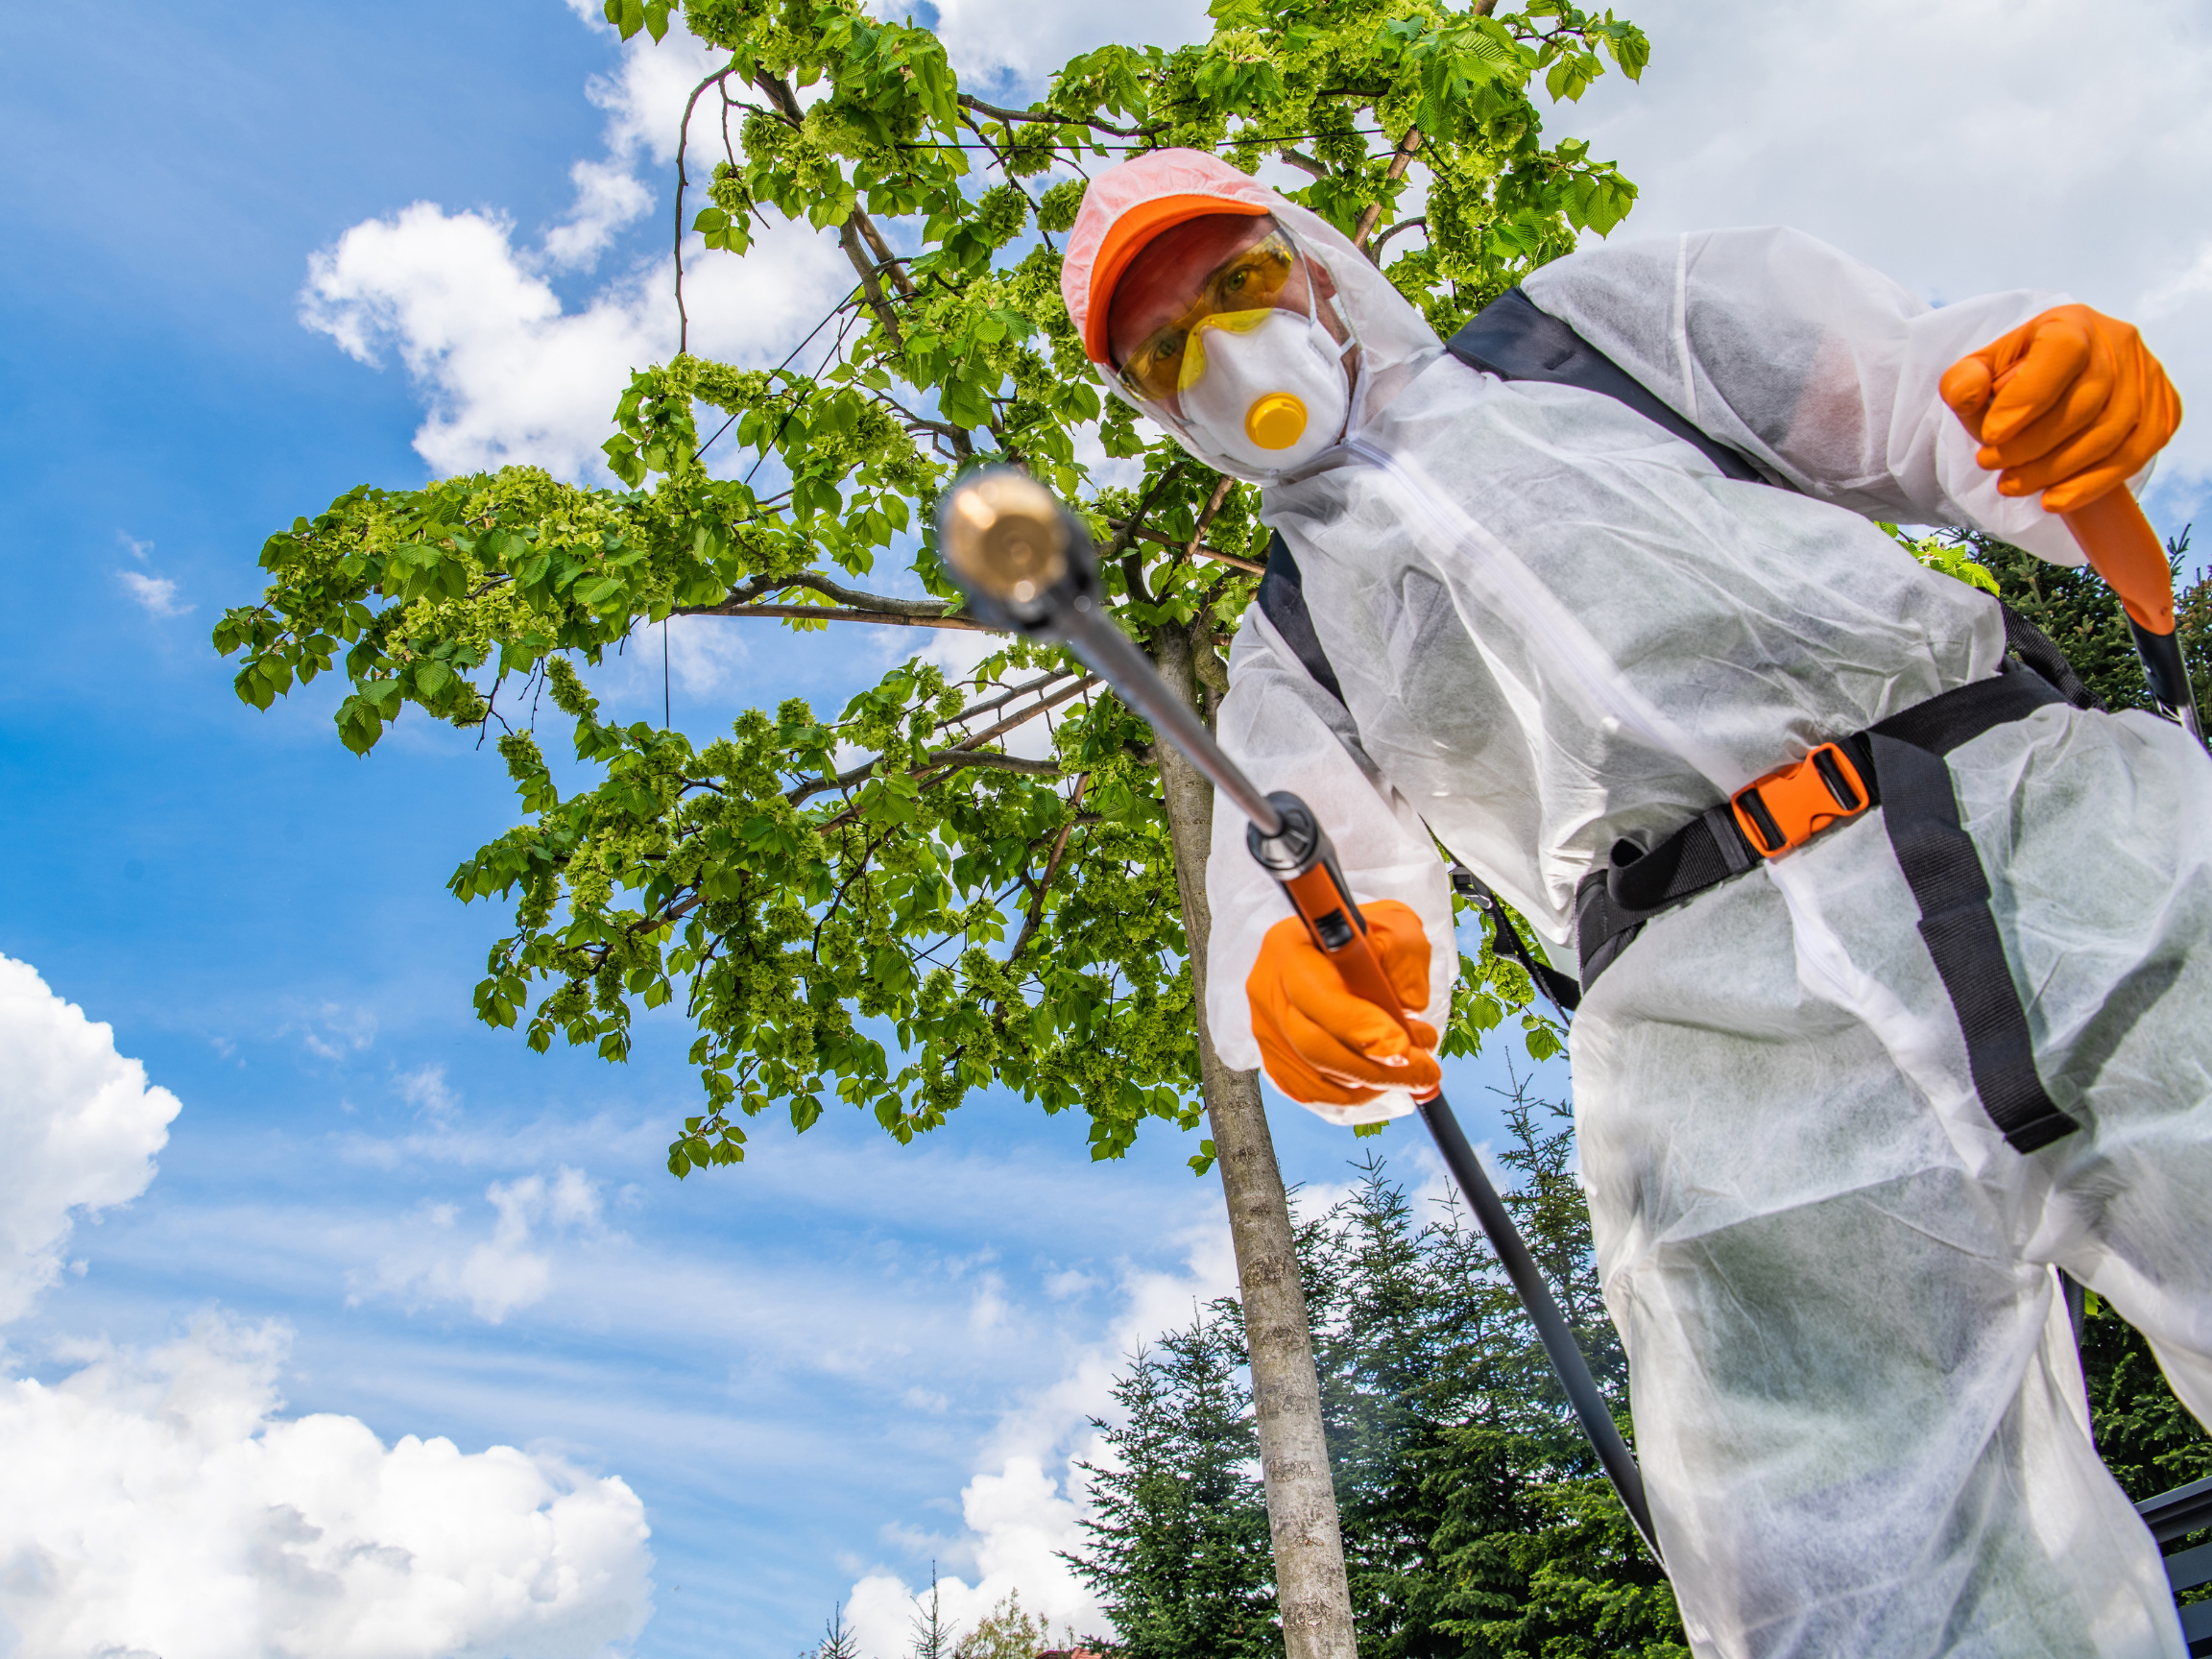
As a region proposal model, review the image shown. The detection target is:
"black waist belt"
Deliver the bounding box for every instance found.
[1575,661,2080,1153]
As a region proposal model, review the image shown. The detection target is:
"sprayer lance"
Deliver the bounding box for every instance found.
[933,468,1666,1568]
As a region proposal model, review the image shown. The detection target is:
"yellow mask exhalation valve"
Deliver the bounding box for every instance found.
[1245,393,1310,450]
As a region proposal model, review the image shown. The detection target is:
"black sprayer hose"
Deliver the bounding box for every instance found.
[1415,1094,1663,1566]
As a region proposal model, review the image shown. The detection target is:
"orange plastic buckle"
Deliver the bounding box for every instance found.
[1730,742,1869,858]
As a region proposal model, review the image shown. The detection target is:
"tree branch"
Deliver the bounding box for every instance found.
[1182,476,1237,565]
[1354,130,1425,257]
[837,214,907,351]
[1001,773,1093,984]
[854,209,916,300]
[1278,149,1327,179]
[813,748,1070,834]
[754,72,805,124]
[793,676,1094,808]
[1371,216,1428,258]
[940,667,1080,731]
[955,93,1156,140]
[673,66,738,353]
[690,572,965,619]
[1106,518,1265,575]
[1107,466,1186,611]
[706,604,996,633]
[928,752,1063,779]
[791,746,1063,807]
[931,673,1097,759]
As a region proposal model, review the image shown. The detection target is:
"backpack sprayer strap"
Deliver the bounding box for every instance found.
[1575,661,2080,1152]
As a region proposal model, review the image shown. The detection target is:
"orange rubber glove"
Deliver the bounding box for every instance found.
[1248,899,1441,1107]
[1939,302,2181,514]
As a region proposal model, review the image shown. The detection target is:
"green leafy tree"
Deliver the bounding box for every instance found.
[950,1590,1051,1659]
[1956,524,2208,715]
[214,2,1639,1648]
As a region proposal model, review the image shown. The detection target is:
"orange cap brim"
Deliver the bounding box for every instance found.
[1083,193,1273,366]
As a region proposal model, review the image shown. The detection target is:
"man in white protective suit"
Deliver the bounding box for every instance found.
[1058,147,2209,1656]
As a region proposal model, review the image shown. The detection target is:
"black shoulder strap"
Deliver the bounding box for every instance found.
[1997,601,2104,711]
[1257,532,1346,705]
[1265,287,1776,703]
[1452,864,1581,1016]
[1447,287,1769,486]
[1256,539,1579,1009]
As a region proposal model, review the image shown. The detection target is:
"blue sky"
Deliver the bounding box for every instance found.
[2,2,2208,1657]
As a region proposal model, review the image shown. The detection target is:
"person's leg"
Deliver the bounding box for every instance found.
[1573,871,2183,1659]
[1997,712,2212,1433]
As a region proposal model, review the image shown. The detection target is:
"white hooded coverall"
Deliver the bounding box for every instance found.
[1070,157,2212,1659]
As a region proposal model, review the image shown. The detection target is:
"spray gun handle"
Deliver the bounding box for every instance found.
[2062,488,2175,634]
[1246,791,1439,1099]
[2060,489,2207,747]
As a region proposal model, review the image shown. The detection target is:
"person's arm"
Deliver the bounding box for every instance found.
[1203,609,1456,1125]
[1520,226,2094,565]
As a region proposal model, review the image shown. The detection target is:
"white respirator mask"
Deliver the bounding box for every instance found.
[1107,225,1358,482]
[1173,301,1353,475]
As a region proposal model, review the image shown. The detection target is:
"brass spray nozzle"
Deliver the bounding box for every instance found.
[941,472,1070,606]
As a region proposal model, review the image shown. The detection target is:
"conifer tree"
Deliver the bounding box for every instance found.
[1073,1313,1281,1657]
[809,1602,862,1659]
[911,1563,957,1659]
[1310,1088,1680,1657]
[1073,1085,1686,1656]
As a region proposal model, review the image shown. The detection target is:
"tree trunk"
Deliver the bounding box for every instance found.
[1150,623,1359,1659]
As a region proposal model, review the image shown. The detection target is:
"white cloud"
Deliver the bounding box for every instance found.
[397,1063,460,1126]
[301,204,850,483]
[0,961,657,1656]
[0,956,179,1325]
[291,999,378,1061]
[542,157,655,271]
[1042,1266,1098,1301]
[1570,0,2212,509]
[117,569,190,617]
[616,611,753,701]
[0,1311,652,1659]
[542,23,727,267]
[841,1219,1238,1658]
[922,0,1209,84]
[360,1166,607,1324]
[582,20,728,168]
[117,531,153,561]
[664,612,751,695]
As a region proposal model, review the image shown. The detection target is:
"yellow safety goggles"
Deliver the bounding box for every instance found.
[1114,230,1299,403]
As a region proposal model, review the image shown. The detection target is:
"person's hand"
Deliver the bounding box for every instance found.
[1248,900,1439,1106]
[1939,302,2181,514]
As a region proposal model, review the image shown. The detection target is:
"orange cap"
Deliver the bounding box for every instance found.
[1060,149,1283,366]
[1078,193,1271,366]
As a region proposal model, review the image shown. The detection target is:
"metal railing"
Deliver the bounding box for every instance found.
[2138,1475,2212,1653]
